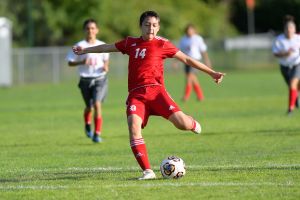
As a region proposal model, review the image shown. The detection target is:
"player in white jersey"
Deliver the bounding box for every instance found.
[272,15,300,114]
[67,19,109,142]
[179,24,211,101]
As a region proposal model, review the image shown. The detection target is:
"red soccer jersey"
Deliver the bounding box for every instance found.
[115,36,179,91]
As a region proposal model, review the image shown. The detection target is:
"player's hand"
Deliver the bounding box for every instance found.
[72,46,85,55]
[211,71,225,84]
[286,48,295,56]
[280,48,294,57]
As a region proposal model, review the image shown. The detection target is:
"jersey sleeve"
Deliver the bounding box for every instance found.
[162,40,179,58]
[272,38,281,54]
[66,41,82,62]
[197,36,207,52]
[66,49,79,62]
[102,53,110,61]
[115,37,129,55]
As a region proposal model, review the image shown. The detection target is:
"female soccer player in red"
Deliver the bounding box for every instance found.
[73,11,225,179]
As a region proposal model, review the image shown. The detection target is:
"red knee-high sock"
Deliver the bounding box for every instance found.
[94,116,102,135]
[193,83,204,101]
[289,88,298,111]
[183,83,192,100]
[84,110,92,125]
[130,138,151,170]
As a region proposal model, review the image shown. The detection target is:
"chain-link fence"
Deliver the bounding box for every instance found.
[11,34,279,85]
[12,47,129,85]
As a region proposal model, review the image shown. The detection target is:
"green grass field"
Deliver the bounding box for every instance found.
[0,70,299,199]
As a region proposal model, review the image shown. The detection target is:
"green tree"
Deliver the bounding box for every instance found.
[230,0,300,34]
[0,0,237,46]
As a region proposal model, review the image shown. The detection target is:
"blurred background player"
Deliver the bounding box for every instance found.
[179,24,212,101]
[73,11,225,179]
[272,15,300,115]
[67,19,109,143]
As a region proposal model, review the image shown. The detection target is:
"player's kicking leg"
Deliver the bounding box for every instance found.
[128,114,156,180]
[168,111,202,134]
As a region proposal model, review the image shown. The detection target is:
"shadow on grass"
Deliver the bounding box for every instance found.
[126,177,165,181]
[0,142,104,149]
[0,143,44,148]
[188,165,300,172]
[0,168,140,184]
[2,163,298,184]
[0,172,90,184]
[203,128,300,136]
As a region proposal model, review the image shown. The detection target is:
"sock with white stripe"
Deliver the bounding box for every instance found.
[130,138,151,170]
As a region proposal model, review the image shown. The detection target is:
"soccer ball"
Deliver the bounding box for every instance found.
[160,156,186,179]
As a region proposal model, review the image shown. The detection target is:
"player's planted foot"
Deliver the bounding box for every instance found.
[85,124,93,138]
[92,134,102,143]
[138,169,156,180]
[182,97,188,102]
[287,109,294,116]
[192,121,202,134]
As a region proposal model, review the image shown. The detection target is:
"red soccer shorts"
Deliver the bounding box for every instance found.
[126,85,181,128]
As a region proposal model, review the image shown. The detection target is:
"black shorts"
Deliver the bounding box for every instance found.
[78,76,108,107]
[280,64,300,85]
[184,64,198,75]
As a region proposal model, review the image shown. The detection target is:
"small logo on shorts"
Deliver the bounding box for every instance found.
[169,105,175,110]
[129,105,137,111]
[131,43,137,46]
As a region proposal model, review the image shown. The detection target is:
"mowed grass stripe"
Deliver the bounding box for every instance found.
[1,181,298,191]
[3,163,300,173]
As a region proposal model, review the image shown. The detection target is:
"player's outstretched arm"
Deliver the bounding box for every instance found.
[273,49,293,58]
[68,60,86,67]
[174,51,225,84]
[73,44,119,55]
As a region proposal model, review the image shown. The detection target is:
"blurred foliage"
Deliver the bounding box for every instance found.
[0,0,237,47]
[230,0,300,34]
[2,0,300,47]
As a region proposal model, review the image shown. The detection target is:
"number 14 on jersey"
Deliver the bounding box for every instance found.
[135,48,146,59]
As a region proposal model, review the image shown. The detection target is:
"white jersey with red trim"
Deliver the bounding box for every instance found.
[272,33,300,67]
[67,39,109,77]
[179,34,207,60]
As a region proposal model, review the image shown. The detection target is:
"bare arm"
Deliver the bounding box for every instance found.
[174,51,225,84]
[68,60,85,67]
[103,60,109,72]
[201,51,212,68]
[273,49,293,58]
[73,44,119,55]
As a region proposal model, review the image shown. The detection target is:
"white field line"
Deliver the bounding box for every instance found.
[3,163,300,173]
[0,181,297,191]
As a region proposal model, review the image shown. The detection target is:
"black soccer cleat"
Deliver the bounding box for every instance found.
[85,124,93,138]
[92,134,102,143]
